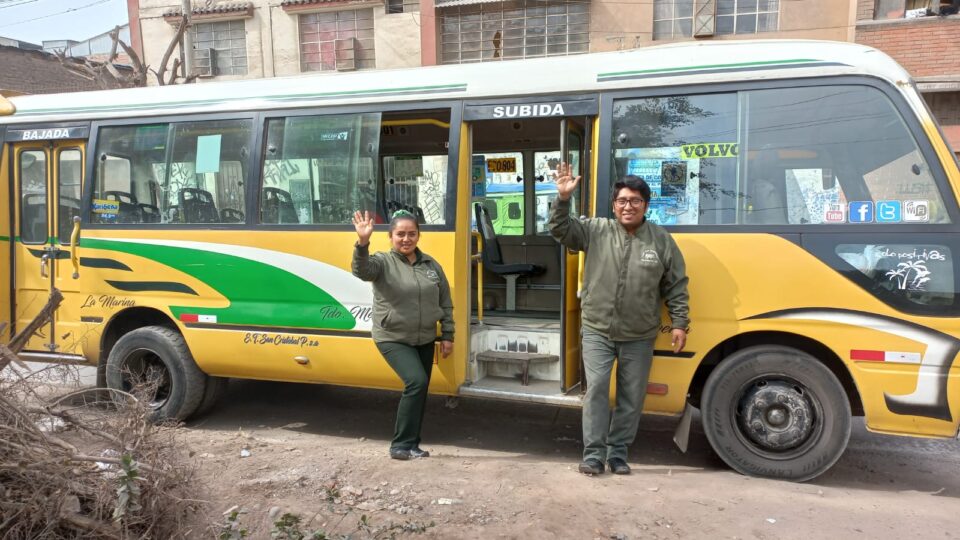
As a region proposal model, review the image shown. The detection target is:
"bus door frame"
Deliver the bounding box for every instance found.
[462,95,597,393]
[559,116,590,393]
[7,125,89,355]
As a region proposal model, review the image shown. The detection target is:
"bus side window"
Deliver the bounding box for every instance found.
[91,119,252,226]
[379,110,452,226]
[610,85,951,226]
[260,113,381,225]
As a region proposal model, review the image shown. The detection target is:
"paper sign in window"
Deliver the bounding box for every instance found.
[394,156,424,177]
[195,134,222,174]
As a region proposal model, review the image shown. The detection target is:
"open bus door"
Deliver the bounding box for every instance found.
[9,128,87,357]
[560,118,587,392]
[464,97,596,402]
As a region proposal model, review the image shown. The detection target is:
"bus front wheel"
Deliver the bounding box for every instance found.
[105,326,207,422]
[701,345,851,482]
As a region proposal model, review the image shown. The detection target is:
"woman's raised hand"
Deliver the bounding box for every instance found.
[352,210,374,245]
[553,161,581,201]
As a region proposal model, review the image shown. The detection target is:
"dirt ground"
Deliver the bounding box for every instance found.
[178,378,960,539]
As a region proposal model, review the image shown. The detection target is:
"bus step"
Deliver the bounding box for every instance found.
[475,351,558,386]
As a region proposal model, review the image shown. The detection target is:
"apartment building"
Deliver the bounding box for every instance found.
[130,0,853,75]
[855,0,960,154]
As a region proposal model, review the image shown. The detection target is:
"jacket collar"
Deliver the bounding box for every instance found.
[390,247,425,265]
[615,216,648,236]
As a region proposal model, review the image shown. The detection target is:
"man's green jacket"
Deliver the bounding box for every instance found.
[548,198,690,341]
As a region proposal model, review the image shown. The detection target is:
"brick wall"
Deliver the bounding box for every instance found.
[857,0,875,20]
[0,46,108,95]
[855,17,960,78]
[927,92,960,125]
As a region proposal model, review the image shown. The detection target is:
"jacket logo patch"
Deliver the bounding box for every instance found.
[425,269,440,281]
[640,250,660,265]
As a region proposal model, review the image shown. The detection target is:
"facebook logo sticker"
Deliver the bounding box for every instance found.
[848,201,873,223]
[876,200,902,223]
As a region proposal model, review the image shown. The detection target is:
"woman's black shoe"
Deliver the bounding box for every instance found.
[409,447,430,458]
[389,448,411,460]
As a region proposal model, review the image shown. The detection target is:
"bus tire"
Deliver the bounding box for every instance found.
[105,326,207,422]
[701,345,851,482]
[194,376,229,417]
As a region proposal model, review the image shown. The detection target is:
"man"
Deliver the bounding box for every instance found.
[548,163,689,476]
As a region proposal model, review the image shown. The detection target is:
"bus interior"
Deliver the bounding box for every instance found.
[466,115,587,401]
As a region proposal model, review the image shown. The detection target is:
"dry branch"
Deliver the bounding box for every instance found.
[157,16,190,86]
[1,291,201,538]
[5,287,63,359]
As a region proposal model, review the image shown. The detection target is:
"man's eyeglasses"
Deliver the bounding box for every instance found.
[614,198,646,208]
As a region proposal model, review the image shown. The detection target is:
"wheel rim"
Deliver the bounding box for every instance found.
[119,348,172,410]
[732,375,824,459]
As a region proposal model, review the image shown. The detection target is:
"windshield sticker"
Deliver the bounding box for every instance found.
[903,200,930,222]
[680,142,739,159]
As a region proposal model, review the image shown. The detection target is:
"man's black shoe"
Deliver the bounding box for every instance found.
[578,458,604,475]
[608,457,631,475]
[389,448,411,460]
[409,447,430,458]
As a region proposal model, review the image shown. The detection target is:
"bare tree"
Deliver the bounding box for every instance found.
[56,16,197,89]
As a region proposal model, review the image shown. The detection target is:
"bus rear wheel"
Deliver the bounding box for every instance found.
[701,345,851,482]
[105,326,207,422]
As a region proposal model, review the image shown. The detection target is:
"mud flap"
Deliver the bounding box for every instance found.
[672,403,695,453]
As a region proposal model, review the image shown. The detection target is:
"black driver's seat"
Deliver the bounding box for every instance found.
[474,202,544,311]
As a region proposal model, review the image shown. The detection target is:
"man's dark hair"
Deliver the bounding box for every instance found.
[612,175,651,203]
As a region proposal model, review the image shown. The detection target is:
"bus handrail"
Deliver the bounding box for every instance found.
[69,216,81,279]
[471,231,483,324]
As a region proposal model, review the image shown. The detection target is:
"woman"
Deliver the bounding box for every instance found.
[352,209,454,460]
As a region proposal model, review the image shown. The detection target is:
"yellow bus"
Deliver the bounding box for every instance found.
[2,39,958,481]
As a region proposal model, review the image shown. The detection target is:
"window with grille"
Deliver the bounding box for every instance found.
[387,0,420,14]
[653,0,778,40]
[440,0,589,64]
[192,20,248,76]
[299,10,376,72]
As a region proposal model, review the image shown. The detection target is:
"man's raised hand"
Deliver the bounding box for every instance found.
[553,161,581,201]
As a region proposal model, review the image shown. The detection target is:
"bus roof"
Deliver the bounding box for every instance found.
[0,39,911,124]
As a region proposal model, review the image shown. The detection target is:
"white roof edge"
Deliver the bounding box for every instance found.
[1,39,911,125]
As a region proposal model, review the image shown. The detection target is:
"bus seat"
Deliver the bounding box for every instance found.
[262,187,298,224]
[221,208,244,223]
[386,199,426,224]
[139,203,161,223]
[179,188,220,223]
[474,202,544,311]
[104,191,143,224]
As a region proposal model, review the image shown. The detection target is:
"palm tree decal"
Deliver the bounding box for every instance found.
[886,260,930,291]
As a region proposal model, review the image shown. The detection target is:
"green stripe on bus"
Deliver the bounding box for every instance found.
[82,238,357,331]
[16,83,469,116]
[597,58,820,79]
[0,235,9,241]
